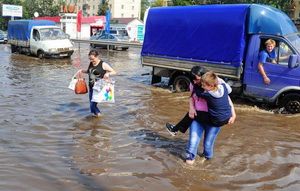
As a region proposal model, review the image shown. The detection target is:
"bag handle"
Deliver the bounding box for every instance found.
[73,70,84,79]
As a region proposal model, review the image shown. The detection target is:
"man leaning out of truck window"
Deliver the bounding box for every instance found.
[258,39,277,85]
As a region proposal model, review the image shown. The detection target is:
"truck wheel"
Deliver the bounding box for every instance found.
[37,51,44,59]
[173,75,191,92]
[281,93,300,114]
[151,74,161,84]
[11,45,17,53]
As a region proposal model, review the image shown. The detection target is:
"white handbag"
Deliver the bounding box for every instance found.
[68,74,78,91]
[68,71,80,91]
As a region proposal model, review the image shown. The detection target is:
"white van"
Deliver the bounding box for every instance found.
[8,20,74,58]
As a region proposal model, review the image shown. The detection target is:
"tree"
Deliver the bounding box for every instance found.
[22,0,60,18]
[141,0,150,21]
[98,0,109,15]
[172,0,193,6]
[151,0,165,7]
[170,0,295,16]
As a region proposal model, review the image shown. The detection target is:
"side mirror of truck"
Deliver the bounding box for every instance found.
[288,54,299,68]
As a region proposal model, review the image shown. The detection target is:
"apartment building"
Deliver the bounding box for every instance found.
[108,0,141,19]
[61,0,141,19]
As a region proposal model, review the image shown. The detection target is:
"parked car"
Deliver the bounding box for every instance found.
[90,33,129,50]
[0,30,7,44]
[92,29,129,38]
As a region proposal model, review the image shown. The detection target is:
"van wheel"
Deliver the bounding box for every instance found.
[173,75,191,92]
[37,50,44,59]
[281,93,300,114]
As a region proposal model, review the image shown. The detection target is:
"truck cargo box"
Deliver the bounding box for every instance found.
[8,20,56,41]
[141,4,249,68]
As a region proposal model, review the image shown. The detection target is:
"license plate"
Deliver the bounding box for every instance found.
[60,53,68,57]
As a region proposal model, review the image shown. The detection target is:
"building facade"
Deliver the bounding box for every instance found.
[108,0,141,19]
[61,0,141,19]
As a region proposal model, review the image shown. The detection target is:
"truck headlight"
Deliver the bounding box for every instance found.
[48,48,57,53]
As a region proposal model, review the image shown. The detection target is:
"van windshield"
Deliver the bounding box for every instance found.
[286,33,300,53]
[39,28,69,40]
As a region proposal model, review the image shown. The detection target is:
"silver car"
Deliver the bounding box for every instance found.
[0,30,7,44]
[90,33,129,50]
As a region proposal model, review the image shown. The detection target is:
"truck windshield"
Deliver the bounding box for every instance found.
[286,33,300,53]
[39,28,69,40]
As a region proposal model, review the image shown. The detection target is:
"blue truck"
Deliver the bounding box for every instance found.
[141,4,300,113]
[8,20,74,58]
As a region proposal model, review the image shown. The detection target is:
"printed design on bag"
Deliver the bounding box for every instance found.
[92,79,115,103]
[104,86,113,101]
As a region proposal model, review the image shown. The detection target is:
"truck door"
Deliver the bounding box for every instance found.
[244,37,299,100]
[31,29,40,54]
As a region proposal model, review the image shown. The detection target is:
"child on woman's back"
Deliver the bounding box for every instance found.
[200,71,233,126]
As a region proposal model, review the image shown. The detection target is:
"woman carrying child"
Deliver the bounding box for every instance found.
[165,66,236,165]
[185,70,236,165]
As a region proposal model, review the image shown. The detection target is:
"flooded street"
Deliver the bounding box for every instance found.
[0,43,300,191]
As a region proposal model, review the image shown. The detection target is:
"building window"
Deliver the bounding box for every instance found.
[132,14,134,18]
[121,13,124,17]
[132,6,134,10]
[93,5,95,10]
[121,5,124,9]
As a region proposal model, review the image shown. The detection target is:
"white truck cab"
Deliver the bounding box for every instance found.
[30,26,74,58]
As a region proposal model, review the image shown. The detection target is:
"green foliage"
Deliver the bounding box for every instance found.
[98,0,109,15]
[22,0,60,18]
[151,0,164,7]
[172,0,192,6]
[141,0,150,20]
[170,0,295,16]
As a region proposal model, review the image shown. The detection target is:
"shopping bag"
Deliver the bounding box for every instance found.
[92,79,115,103]
[68,75,78,91]
[75,78,88,94]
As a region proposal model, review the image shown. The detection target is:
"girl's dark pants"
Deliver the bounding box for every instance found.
[173,111,210,133]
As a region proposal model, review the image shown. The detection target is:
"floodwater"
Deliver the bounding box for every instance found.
[0,43,299,191]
